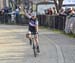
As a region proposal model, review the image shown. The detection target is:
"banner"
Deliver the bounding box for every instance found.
[63,0,75,5]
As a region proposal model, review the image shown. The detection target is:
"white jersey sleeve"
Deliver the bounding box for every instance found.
[36,20,38,25]
[25,12,31,19]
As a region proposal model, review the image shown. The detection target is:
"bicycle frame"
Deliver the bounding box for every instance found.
[31,34,37,57]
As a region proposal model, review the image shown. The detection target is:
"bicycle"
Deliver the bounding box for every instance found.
[30,34,40,57]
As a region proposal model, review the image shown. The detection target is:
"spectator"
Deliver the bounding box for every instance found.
[70,8,75,14]
[1,9,4,15]
[11,11,16,23]
[45,9,48,14]
[15,7,20,15]
[59,8,65,14]
[15,7,20,24]
[52,7,57,15]
[65,8,72,15]
[48,8,53,15]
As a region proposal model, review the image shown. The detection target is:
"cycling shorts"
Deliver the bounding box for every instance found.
[29,26,37,35]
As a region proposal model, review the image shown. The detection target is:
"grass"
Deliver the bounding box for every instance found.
[63,32,75,38]
[39,26,49,30]
[39,26,75,38]
[39,26,62,33]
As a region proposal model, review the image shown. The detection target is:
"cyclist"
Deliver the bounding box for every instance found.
[25,12,40,53]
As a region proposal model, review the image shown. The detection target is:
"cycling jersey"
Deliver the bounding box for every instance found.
[29,18,38,35]
[29,18,38,27]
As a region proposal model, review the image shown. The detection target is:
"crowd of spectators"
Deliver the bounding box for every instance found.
[45,7,75,16]
[59,7,75,16]
[0,6,20,24]
[45,7,57,15]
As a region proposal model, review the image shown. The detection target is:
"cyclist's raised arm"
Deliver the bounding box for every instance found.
[24,10,31,19]
[36,19,39,33]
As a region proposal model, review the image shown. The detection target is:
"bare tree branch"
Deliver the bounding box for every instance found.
[58,0,63,10]
[53,0,64,13]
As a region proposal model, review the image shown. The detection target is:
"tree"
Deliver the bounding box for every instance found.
[53,0,64,13]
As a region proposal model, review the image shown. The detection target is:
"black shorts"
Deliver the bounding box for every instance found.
[29,26,36,35]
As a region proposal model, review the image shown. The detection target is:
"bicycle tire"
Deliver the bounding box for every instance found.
[33,42,37,57]
[29,39,32,45]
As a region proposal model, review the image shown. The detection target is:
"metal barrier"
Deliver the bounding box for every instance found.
[0,14,5,24]
[0,14,29,25]
[37,14,66,30]
[0,13,66,30]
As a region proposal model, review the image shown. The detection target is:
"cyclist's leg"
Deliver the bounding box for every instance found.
[34,34,38,45]
[27,31,31,38]
[27,31,32,45]
[34,34,40,53]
